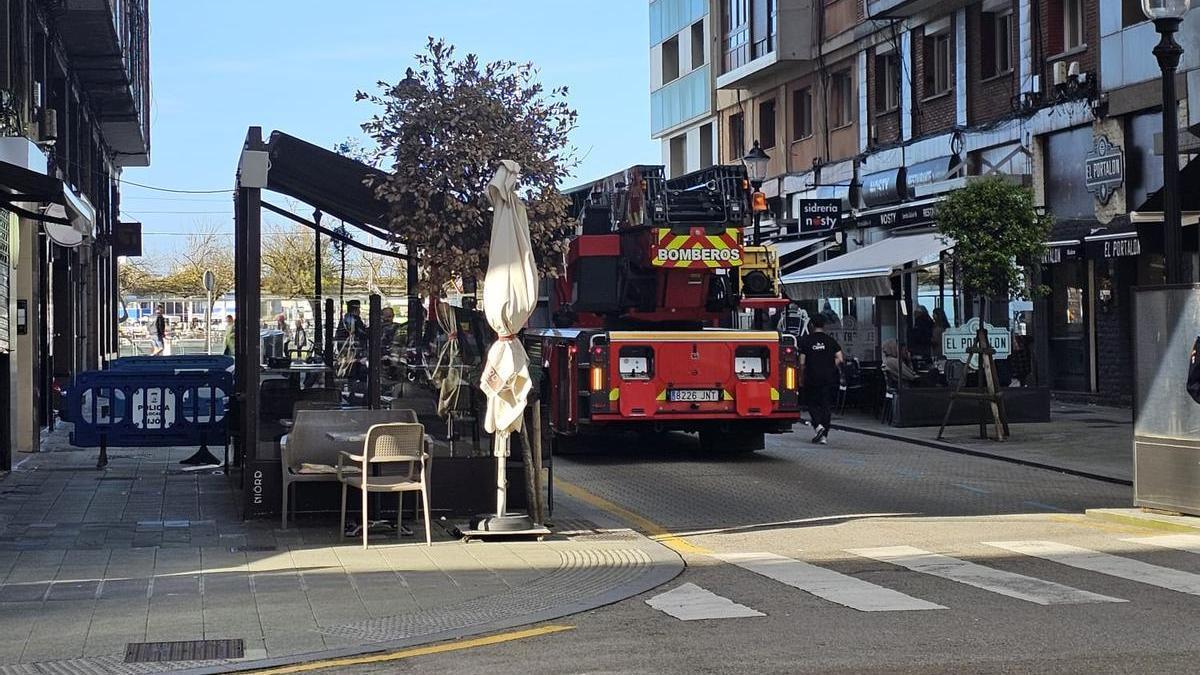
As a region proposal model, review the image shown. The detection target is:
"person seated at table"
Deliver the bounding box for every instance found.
[883,339,920,384]
[909,305,934,358]
[379,307,400,353]
[340,300,368,345]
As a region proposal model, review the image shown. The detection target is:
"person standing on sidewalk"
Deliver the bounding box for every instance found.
[150,305,167,356]
[798,313,844,444]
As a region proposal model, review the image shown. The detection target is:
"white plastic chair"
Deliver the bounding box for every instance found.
[337,422,431,548]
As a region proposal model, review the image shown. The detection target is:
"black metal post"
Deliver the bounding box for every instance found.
[324,297,335,390]
[1154,17,1190,284]
[368,294,382,409]
[313,209,322,354]
[407,241,420,347]
[232,127,263,475]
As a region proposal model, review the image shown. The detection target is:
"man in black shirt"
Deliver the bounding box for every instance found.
[151,305,167,356]
[797,313,844,443]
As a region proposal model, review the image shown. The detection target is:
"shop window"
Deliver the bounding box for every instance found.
[792,87,813,139]
[874,51,899,113]
[759,99,776,150]
[981,10,1013,77]
[922,25,952,97]
[831,70,853,128]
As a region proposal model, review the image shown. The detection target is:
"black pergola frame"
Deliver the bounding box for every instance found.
[233,127,419,515]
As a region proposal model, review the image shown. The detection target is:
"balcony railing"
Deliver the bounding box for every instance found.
[651,64,712,137]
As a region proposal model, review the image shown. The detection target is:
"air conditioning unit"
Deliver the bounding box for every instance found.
[1053,61,1069,87]
[1068,61,1081,79]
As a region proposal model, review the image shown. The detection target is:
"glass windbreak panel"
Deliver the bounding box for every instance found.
[1133,287,1200,441]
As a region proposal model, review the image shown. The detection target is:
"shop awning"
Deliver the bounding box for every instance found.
[780,231,952,299]
[770,235,838,275]
[0,153,96,246]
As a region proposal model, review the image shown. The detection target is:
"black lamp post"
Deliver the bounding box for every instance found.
[1144,0,1192,284]
[743,140,771,245]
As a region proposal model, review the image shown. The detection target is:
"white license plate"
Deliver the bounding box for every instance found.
[668,389,720,402]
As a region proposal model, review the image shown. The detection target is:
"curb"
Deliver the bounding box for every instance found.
[1084,508,1200,533]
[177,497,684,674]
[832,422,1132,486]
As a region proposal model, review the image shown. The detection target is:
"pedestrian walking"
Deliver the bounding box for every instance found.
[798,313,844,444]
[150,305,167,356]
[223,315,236,356]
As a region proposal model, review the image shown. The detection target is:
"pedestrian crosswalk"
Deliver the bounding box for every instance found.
[647,538,1200,622]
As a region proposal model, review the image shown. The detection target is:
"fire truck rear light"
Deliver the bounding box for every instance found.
[590,366,604,391]
[785,366,796,390]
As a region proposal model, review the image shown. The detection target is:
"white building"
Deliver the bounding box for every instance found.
[649,0,718,177]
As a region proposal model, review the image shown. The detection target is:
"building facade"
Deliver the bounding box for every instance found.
[689,0,1199,407]
[0,0,151,467]
[650,0,718,176]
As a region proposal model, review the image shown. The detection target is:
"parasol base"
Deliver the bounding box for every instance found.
[462,513,550,540]
[180,446,221,466]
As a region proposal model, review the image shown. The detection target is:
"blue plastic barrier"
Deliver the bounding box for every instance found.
[67,356,233,468]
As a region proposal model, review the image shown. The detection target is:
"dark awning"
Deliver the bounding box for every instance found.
[264,131,391,231]
[0,159,64,202]
[1137,155,1200,213]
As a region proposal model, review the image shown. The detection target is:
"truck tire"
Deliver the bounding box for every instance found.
[698,430,764,454]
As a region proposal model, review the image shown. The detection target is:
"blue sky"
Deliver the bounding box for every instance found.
[123,1,659,259]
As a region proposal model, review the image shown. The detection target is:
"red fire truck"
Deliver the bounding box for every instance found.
[526,164,801,453]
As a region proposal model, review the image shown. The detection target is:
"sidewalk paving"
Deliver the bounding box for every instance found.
[0,432,681,674]
[834,400,1133,484]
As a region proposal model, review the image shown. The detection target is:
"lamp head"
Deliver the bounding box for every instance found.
[1142,0,1190,20]
[742,140,771,186]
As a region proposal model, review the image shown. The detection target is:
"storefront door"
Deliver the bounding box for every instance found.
[1048,259,1091,391]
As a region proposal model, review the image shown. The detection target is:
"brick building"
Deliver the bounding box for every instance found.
[656,0,1200,411]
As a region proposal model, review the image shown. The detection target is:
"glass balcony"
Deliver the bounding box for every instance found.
[650,0,708,46]
[651,64,712,137]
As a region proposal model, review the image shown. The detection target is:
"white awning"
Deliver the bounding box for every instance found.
[770,235,830,258]
[780,231,953,299]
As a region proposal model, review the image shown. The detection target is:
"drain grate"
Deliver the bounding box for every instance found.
[229,544,277,553]
[124,639,244,663]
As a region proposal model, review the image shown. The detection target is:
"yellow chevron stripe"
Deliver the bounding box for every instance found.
[656,390,667,401]
[770,387,780,401]
[609,388,620,401]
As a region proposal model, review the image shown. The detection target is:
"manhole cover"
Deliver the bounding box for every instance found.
[125,639,244,663]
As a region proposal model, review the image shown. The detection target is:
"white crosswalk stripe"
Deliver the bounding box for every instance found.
[848,545,1126,605]
[1122,534,1200,555]
[985,540,1200,596]
[645,582,765,620]
[712,551,945,612]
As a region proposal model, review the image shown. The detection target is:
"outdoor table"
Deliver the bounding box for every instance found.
[326,430,366,443]
[326,429,415,537]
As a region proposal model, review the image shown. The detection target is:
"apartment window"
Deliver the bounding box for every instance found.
[699,123,714,169]
[792,87,813,139]
[729,111,745,157]
[662,35,680,85]
[922,27,952,97]
[759,99,776,150]
[725,0,750,71]
[669,135,687,177]
[831,71,853,128]
[691,21,706,69]
[1063,0,1083,51]
[982,10,1013,77]
[874,52,899,113]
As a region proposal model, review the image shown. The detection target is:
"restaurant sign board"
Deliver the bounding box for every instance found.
[1084,134,1124,205]
[798,199,842,233]
[942,317,1011,364]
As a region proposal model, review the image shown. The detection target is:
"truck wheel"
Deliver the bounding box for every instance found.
[698,430,764,454]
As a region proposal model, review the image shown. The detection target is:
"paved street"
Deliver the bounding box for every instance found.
[328,428,1200,674]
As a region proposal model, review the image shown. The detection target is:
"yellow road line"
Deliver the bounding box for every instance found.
[556,479,711,555]
[248,624,575,674]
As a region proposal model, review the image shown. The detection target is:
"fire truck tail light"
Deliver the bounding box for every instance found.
[590,366,604,391]
[785,366,796,390]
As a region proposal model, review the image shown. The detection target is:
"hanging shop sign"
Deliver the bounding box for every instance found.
[1041,241,1083,264]
[905,156,956,194]
[861,168,906,208]
[1084,134,1124,205]
[798,199,843,233]
[1085,233,1141,259]
[942,317,1011,364]
[114,221,142,257]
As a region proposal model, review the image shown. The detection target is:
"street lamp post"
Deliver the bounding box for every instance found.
[743,140,771,245]
[1143,0,1192,284]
